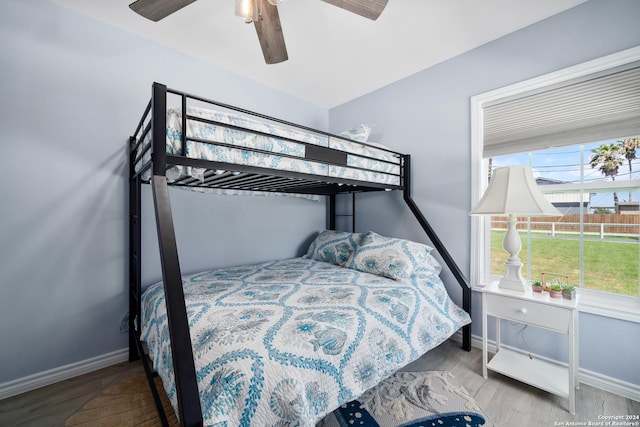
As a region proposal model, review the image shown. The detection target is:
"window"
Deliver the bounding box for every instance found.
[471,47,640,323]
[491,143,640,296]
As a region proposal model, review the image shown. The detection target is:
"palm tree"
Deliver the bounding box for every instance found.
[589,143,624,205]
[618,137,640,201]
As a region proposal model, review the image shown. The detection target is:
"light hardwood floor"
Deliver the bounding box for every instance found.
[1,339,638,426]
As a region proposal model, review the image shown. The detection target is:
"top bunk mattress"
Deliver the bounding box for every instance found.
[136,106,402,188]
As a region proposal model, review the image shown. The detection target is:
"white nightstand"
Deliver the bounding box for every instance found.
[481,281,579,414]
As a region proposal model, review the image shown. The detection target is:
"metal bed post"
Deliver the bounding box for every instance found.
[131,132,174,427]
[129,136,142,363]
[329,194,336,230]
[150,83,203,426]
[402,155,472,351]
[352,193,356,232]
[328,193,356,232]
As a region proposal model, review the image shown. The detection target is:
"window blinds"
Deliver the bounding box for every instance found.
[483,63,640,158]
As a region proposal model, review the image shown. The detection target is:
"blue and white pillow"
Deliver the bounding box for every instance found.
[339,124,373,142]
[304,230,363,267]
[346,231,434,281]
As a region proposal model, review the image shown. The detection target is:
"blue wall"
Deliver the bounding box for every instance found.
[0,0,326,384]
[330,0,640,387]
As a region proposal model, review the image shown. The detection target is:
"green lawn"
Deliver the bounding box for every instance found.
[491,231,639,296]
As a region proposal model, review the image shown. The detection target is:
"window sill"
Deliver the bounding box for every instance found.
[473,282,640,324]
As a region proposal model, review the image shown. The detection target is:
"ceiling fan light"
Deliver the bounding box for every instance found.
[235,0,259,23]
[268,0,284,5]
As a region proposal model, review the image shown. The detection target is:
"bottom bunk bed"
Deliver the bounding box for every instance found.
[140,231,471,426]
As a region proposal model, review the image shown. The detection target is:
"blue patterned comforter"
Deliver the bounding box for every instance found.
[140,258,470,426]
[137,107,401,188]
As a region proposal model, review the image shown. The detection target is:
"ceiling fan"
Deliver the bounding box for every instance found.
[128,0,388,64]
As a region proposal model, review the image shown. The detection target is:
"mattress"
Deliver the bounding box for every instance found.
[140,257,470,426]
[137,106,401,188]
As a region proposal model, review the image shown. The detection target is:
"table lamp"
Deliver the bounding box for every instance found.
[471,166,561,291]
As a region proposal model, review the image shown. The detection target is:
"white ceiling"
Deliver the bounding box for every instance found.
[54,0,586,108]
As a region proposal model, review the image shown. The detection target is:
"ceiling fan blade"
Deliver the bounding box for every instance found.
[253,0,288,64]
[129,0,197,22]
[321,0,388,20]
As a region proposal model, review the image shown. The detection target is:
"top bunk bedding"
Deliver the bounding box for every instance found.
[130,84,405,195]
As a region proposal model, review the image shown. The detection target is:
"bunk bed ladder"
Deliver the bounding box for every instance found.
[150,83,203,427]
[151,176,203,427]
[402,155,472,352]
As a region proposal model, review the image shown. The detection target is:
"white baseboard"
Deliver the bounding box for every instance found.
[0,348,129,400]
[450,331,640,402]
[579,368,640,403]
[3,334,639,404]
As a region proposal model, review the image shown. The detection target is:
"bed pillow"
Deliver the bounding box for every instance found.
[340,124,373,142]
[346,231,434,281]
[426,254,443,275]
[304,230,363,267]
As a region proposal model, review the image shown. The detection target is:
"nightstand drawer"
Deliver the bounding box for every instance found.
[484,294,570,332]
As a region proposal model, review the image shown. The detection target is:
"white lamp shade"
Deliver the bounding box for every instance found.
[471,166,561,217]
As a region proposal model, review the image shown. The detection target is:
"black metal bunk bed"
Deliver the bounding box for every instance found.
[129,82,472,427]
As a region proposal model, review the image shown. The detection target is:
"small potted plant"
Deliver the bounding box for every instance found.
[531,280,543,293]
[562,284,576,300]
[549,283,563,298]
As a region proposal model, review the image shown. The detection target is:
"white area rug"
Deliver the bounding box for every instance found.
[318,371,494,427]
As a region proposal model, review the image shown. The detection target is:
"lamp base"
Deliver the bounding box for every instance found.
[498,276,527,292]
[498,214,527,292]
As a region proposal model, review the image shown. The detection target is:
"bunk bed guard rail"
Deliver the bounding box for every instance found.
[128,82,472,427]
